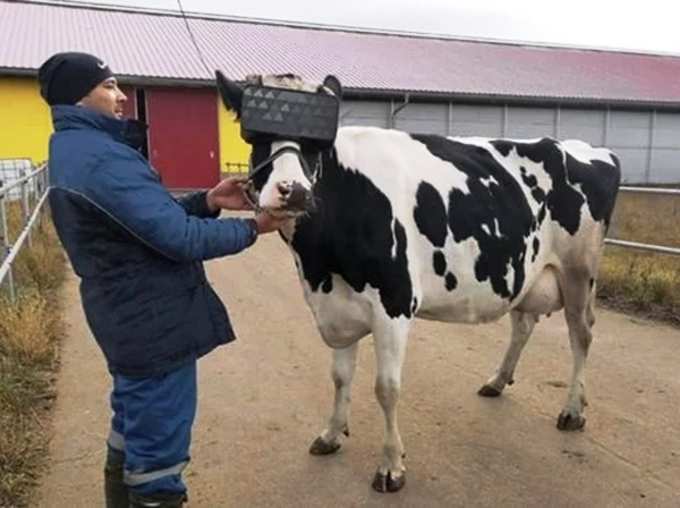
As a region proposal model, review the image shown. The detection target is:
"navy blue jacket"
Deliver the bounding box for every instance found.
[48,105,257,378]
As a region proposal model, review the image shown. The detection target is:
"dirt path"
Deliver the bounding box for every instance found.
[38,231,680,507]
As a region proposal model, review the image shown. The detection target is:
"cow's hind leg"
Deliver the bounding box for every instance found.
[371,318,411,493]
[310,342,359,455]
[557,273,594,431]
[478,310,536,397]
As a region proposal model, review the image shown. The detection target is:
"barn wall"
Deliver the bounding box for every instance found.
[653,112,680,184]
[0,74,677,184]
[340,101,391,128]
[339,98,680,184]
[451,105,504,137]
[0,77,52,164]
[394,103,448,134]
[0,77,252,182]
[218,100,250,173]
[559,109,606,146]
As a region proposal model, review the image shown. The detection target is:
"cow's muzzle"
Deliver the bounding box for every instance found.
[277,181,315,213]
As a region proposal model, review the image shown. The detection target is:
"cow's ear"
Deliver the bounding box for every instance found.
[216,70,243,117]
[321,75,342,99]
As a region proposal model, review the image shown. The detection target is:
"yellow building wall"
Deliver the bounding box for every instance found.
[0,82,248,171]
[217,96,250,174]
[0,77,52,164]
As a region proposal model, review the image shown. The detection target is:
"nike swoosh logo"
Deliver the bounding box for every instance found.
[97,62,107,69]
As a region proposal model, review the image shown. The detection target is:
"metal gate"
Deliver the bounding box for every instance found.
[0,162,50,302]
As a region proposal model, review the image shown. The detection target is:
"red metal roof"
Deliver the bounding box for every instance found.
[2,0,680,106]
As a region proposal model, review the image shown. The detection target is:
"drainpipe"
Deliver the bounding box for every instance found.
[390,93,410,128]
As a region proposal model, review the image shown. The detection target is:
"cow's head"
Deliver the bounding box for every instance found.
[216,71,342,218]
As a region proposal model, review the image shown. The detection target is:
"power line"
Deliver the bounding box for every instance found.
[175,0,212,76]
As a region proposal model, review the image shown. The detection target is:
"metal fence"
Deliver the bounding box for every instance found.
[605,186,680,256]
[0,163,50,302]
[223,162,249,174]
[0,158,35,200]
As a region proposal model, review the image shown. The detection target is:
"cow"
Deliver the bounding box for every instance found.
[216,72,621,493]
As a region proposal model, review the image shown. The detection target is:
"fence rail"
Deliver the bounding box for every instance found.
[618,186,680,195]
[223,162,249,174]
[0,163,50,302]
[605,186,680,256]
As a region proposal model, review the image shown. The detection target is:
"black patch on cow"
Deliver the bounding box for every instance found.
[445,272,458,291]
[520,167,538,188]
[412,134,534,300]
[322,276,333,293]
[564,153,621,229]
[491,138,620,235]
[431,250,458,292]
[531,187,546,204]
[518,163,547,208]
[249,142,275,190]
[411,297,418,314]
[433,251,447,276]
[492,138,583,234]
[537,203,547,225]
[290,149,413,319]
[532,237,540,262]
[589,278,595,290]
[414,182,448,248]
[492,140,515,157]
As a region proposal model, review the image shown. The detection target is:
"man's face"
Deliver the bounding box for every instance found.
[79,77,127,119]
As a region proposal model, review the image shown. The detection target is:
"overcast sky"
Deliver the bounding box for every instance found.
[73,0,680,54]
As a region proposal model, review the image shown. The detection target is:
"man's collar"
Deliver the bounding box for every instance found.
[51,105,147,150]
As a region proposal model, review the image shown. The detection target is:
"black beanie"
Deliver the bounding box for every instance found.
[38,52,114,106]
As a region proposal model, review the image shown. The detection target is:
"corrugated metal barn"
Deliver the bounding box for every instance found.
[1,0,680,187]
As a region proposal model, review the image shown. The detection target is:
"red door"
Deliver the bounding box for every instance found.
[146,87,219,189]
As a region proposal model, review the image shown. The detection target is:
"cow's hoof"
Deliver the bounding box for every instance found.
[371,470,405,493]
[556,411,586,431]
[309,437,341,455]
[477,384,502,397]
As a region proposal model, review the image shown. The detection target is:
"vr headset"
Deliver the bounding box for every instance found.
[239,84,340,149]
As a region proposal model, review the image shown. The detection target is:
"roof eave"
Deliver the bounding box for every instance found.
[344,87,680,111]
[2,67,680,111]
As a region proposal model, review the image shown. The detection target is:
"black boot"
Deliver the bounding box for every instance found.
[104,447,129,508]
[128,491,188,507]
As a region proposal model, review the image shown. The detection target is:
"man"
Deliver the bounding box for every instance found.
[38,52,286,507]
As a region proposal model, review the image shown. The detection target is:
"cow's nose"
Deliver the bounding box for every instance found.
[287,183,313,211]
[277,182,291,197]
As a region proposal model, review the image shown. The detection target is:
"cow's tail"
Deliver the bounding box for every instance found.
[601,151,622,233]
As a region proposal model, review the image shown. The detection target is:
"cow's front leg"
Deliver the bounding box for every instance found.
[371,318,411,493]
[310,341,359,455]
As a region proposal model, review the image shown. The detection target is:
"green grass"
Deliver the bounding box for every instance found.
[597,191,680,326]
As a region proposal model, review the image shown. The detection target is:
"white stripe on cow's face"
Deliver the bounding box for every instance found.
[258,140,313,214]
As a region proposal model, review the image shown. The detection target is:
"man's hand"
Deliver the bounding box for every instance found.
[254,212,289,234]
[206,177,252,212]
